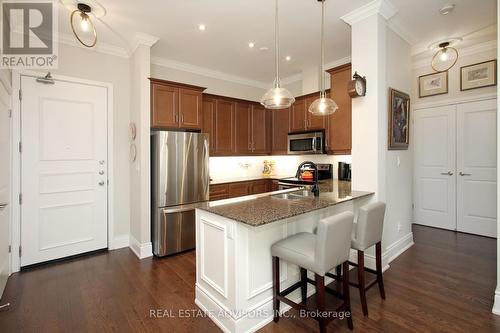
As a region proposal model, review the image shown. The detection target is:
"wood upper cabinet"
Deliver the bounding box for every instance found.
[327,64,352,154]
[271,107,290,154]
[150,79,206,130]
[251,105,269,154]
[202,97,216,154]
[234,102,252,155]
[290,98,307,132]
[214,99,235,155]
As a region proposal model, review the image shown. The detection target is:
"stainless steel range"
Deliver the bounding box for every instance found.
[151,131,209,256]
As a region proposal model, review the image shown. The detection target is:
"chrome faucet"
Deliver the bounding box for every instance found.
[296,161,320,197]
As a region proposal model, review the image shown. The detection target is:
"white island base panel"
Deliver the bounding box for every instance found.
[195,195,372,333]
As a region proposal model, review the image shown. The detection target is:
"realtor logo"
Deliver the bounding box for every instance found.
[1,0,58,68]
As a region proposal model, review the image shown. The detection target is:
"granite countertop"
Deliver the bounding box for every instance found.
[199,180,373,227]
[210,175,293,185]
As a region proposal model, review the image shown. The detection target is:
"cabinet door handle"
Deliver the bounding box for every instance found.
[181,114,184,123]
[459,172,471,176]
[304,119,307,129]
[174,114,178,123]
[440,171,453,176]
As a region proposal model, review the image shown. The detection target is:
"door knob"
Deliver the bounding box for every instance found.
[99,160,105,165]
[440,171,453,176]
[459,172,471,176]
[0,203,8,210]
[99,170,105,175]
[98,181,105,186]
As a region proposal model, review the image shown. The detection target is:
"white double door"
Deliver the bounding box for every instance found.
[414,99,497,237]
[21,75,108,266]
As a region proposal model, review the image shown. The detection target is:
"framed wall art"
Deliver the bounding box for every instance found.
[460,60,497,91]
[418,71,448,98]
[388,88,410,150]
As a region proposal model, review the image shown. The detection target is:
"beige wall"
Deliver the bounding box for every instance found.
[50,43,131,239]
[151,64,266,101]
[412,46,497,104]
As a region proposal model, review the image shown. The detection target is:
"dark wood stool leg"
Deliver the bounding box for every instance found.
[357,250,368,316]
[300,268,307,304]
[315,274,327,333]
[343,261,353,330]
[376,242,386,299]
[336,264,342,278]
[272,256,280,322]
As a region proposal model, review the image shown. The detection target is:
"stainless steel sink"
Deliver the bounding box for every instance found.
[272,190,314,200]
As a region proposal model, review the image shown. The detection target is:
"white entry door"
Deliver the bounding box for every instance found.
[414,105,457,230]
[21,75,108,267]
[456,99,497,237]
[0,72,11,297]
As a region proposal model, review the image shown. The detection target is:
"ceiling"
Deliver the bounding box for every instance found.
[56,0,497,84]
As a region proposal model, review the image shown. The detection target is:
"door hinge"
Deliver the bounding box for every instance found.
[8,245,11,253]
[18,193,22,205]
[8,109,12,118]
[18,89,22,101]
[18,246,22,257]
[18,141,22,153]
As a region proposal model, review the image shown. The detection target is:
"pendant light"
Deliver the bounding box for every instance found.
[70,3,97,48]
[260,0,295,109]
[309,0,338,116]
[431,41,458,72]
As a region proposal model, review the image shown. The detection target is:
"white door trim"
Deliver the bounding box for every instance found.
[412,92,497,111]
[10,70,114,272]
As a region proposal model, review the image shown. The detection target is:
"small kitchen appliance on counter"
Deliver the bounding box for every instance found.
[338,162,351,181]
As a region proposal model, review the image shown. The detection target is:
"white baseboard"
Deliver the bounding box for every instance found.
[492,290,500,315]
[129,235,153,259]
[109,234,130,250]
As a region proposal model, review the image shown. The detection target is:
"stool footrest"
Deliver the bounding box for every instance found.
[280,281,303,297]
[348,261,378,275]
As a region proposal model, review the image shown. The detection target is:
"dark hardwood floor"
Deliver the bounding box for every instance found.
[1,225,499,332]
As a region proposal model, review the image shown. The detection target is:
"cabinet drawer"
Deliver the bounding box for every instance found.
[251,180,270,194]
[228,182,251,198]
[209,184,229,201]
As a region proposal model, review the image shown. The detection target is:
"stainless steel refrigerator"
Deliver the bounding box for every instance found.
[151,131,209,256]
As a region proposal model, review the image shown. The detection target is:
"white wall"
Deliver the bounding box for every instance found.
[209,155,352,182]
[151,64,266,101]
[50,43,131,241]
[384,28,413,250]
[412,45,497,104]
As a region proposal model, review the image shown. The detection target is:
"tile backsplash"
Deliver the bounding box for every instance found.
[209,155,352,182]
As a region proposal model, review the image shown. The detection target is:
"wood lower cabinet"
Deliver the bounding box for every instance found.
[150,79,205,130]
[209,179,274,201]
[327,64,352,154]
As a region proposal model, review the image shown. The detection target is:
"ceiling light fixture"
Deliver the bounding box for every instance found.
[285,56,291,61]
[70,3,97,47]
[248,42,255,48]
[198,24,206,31]
[308,0,338,116]
[439,4,455,15]
[431,41,458,72]
[260,0,295,109]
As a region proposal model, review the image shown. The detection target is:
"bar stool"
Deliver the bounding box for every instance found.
[327,202,386,317]
[271,211,354,333]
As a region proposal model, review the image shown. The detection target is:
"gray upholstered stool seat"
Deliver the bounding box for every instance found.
[271,211,354,333]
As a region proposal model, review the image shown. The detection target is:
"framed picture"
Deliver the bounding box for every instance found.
[460,60,497,91]
[418,71,448,98]
[388,88,410,150]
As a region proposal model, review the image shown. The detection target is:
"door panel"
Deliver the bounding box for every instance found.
[214,99,234,155]
[202,98,215,154]
[21,75,108,266]
[456,99,497,237]
[290,99,306,132]
[0,71,11,298]
[306,96,326,130]
[234,102,251,155]
[328,65,352,153]
[251,105,268,154]
[271,108,290,154]
[151,84,178,128]
[414,105,456,230]
[179,88,202,129]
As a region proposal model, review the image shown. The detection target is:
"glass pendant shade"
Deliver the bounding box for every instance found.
[261,84,295,109]
[260,0,295,109]
[308,93,338,116]
[71,4,97,48]
[431,42,458,72]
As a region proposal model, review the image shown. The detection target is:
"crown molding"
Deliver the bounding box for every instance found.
[341,0,398,26]
[58,32,130,58]
[130,33,160,54]
[151,56,269,89]
[386,20,416,45]
[281,73,302,85]
[412,39,497,69]
[325,56,352,71]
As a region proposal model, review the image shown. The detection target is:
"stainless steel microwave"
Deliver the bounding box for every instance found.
[287,131,324,155]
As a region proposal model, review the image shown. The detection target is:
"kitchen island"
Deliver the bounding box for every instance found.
[195,181,373,333]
